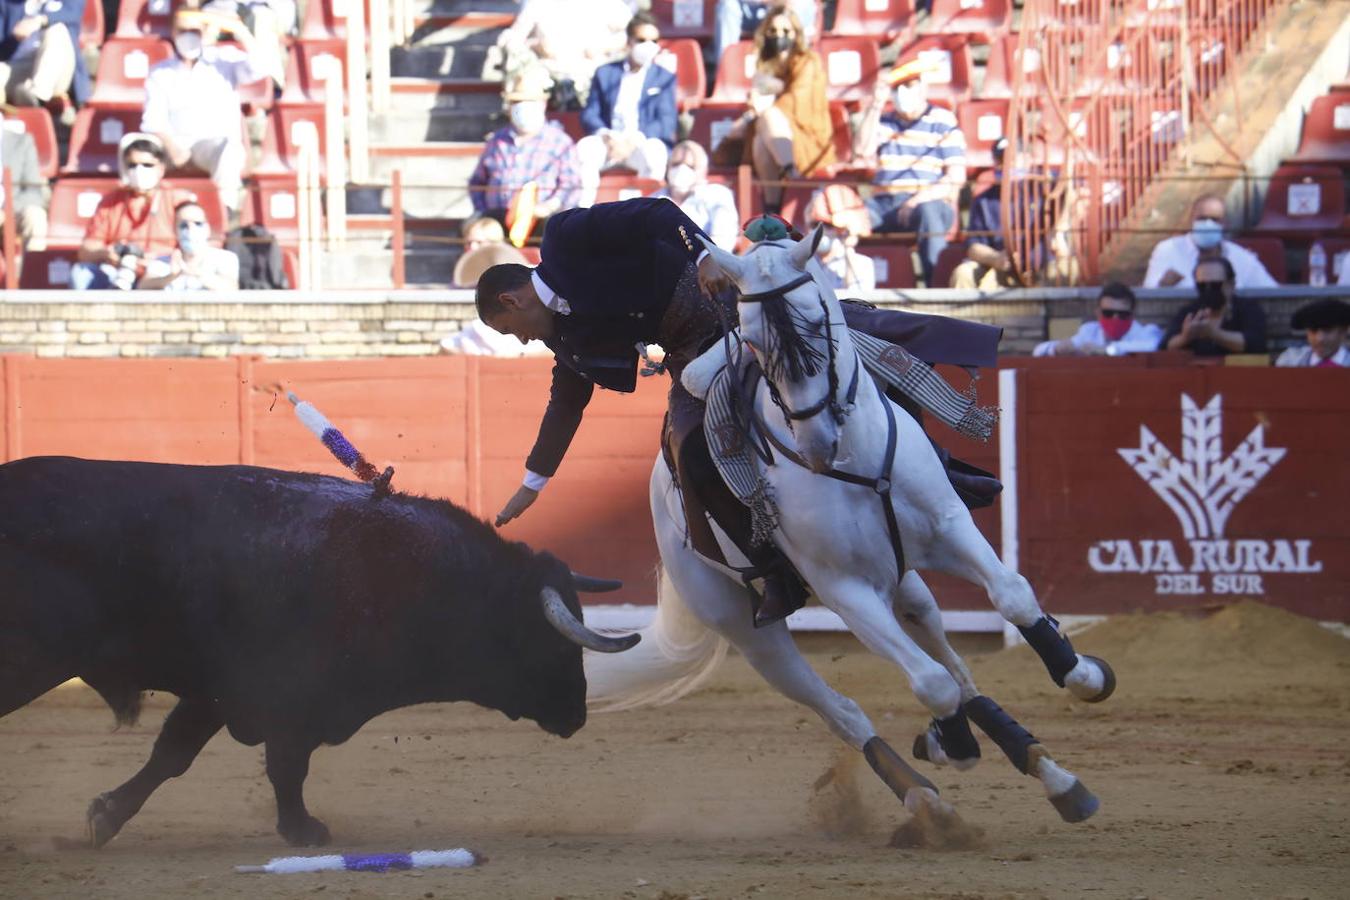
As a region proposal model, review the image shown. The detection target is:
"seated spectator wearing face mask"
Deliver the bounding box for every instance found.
[804,184,874,293]
[713,0,818,67]
[136,199,239,291]
[648,141,739,251]
[468,69,581,228]
[853,59,966,287]
[70,135,184,290]
[1160,257,1268,356]
[1033,283,1162,357]
[575,13,676,208]
[0,0,90,113]
[0,113,49,250]
[1143,194,1277,288]
[141,9,266,219]
[1275,298,1350,367]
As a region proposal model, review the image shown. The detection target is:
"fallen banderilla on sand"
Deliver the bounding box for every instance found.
[286,390,396,498]
[235,849,484,874]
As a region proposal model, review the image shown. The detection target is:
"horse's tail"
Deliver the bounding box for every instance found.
[584,566,728,712]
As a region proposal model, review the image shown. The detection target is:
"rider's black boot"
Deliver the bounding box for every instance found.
[750,555,810,628]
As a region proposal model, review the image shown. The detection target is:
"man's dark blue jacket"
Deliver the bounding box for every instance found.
[0,0,91,106]
[580,60,678,148]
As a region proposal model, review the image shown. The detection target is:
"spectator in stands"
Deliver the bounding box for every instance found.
[576,13,676,207]
[494,0,633,109]
[1275,298,1350,367]
[1160,257,1267,357]
[1033,283,1162,357]
[0,0,89,115]
[713,0,817,63]
[854,60,966,286]
[203,0,297,88]
[1,116,48,250]
[70,135,182,290]
[468,69,582,230]
[1143,194,1277,288]
[141,8,266,220]
[714,5,833,214]
[804,184,874,293]
[136,199,239,291]
[649,140,739,251]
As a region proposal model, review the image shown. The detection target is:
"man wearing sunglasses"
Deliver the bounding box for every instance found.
[1161,257,1268,356]
[137,200,239,291]
[1033,283,1162,357]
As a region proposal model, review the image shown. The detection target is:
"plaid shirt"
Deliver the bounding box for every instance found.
[469,123,582,214]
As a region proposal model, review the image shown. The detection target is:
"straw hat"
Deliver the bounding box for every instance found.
[884,57,942,87]
[453,242,529,288]
[502,67,552,102]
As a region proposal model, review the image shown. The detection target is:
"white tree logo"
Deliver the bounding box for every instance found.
[1118,394,1285,540]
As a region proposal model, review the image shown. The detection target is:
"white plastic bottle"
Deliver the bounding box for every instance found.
[1308,241,1327,286]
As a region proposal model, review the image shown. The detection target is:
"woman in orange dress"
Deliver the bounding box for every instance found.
[720,5,835,212]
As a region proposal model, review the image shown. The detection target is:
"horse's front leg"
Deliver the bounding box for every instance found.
[927,515,1115,704]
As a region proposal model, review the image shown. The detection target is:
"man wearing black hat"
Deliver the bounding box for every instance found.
[475,196,1002,626]
[1276,298,1350,367]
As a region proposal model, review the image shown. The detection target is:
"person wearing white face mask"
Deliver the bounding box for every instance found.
[804,184,874,292]
[574,13,676,207]
[1142,194,1278,288]
[138,200,239,291]
[649,140,739,251]
[468,68,582,231]
[70,135,184,290]
[854,59,967,286]
[141,8,266,220]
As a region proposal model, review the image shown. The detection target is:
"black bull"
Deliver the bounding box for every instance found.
[0,456,635,847]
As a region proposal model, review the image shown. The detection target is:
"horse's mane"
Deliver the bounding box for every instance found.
[746,241,829,384]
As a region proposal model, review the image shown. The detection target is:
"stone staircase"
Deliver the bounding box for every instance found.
[319,0,516,288]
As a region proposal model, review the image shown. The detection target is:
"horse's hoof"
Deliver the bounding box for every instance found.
[1049,779,1100,823]
[1079,655,1116,703]
[278,814,331,847]
[912,731,933,763]
[1065,654,1117,703]
[86,793,122,849]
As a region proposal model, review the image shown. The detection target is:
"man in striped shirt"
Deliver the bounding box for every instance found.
[854,61,967,285]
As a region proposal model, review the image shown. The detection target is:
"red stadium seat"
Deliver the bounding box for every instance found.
[251,103,328,178]
[595,172,663,204]
[955,98,1009,169]
[300,0,345,41]
[830,0,914,43]
[64,105,144,174]
[281,246,298,287]
[3,107,59,179]
[1291,93,1350,166]
[649,0,716,40]
[892,35,972,105]
[1232,236,1287,284]
[18,248,80,289]
[826,101,854,169]
[930,242,966,288]
[114,0,173,38]
[980,33,1043,99]
[280,38,349,105]
[548,110,584,142]
[709,40,758,103]
[656,38,706,111]
[1254,165,1346,236]
[857,238,918,288]
[688,102,746,159]
[89,37,174,107]
[80,0,105,50]
[819,36,881,107]
[48,177,227,248]
[926,0,1011,39]
[244,174,301,247]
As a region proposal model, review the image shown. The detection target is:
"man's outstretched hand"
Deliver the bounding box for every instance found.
[495,485,539,527]
[697,254,734,297]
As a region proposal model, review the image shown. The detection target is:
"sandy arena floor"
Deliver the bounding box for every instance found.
[1,601,1347,899]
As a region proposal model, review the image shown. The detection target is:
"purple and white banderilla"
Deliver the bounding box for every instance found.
[288,391,396,497]
[234,848,482,874]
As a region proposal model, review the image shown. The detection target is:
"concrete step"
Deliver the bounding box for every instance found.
[371,108,501,143]
[391,42,489,79]
[387,76,504,113]
[408,0,519,16]
[406,14,509,48]
[319,245,456,288]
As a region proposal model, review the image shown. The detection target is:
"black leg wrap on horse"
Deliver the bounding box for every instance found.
[963,696,1038,775]
[1018,616,1079,687]
[933,709,981,762]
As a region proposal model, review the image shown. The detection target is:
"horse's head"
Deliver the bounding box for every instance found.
[700,226,856,474]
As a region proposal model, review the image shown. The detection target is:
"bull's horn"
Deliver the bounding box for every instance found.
[540,587,640,654]
[570,571,623,593]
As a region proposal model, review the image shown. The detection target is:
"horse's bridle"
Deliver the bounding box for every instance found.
[736,271,859,427]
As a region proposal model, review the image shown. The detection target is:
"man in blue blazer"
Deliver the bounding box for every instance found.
[575,12,677,207]
[476,197,1001,626]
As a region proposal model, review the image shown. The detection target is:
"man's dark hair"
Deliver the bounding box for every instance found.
[123,139,167,165]
[626,11,658,40]
[1194,255,1235,283]
[1099,281,1136,308]
[474,263,533,320]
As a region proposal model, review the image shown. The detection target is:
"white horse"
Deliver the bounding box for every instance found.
[585,228,1112,825]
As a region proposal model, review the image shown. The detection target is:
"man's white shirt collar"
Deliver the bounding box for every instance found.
[531,270,570,315]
